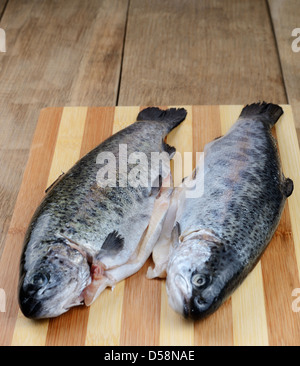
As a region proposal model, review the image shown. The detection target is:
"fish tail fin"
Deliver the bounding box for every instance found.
[239,102,283,127]
[137,107,187,132]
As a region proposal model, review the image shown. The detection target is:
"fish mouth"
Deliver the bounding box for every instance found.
[183,298,209,320]
[166,273,191,316]
[19,282,85,319]
[183,293,221,320]
[19,291,42,319]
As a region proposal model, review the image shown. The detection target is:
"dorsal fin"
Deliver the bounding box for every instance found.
[284,178,293,198]
[162,140,176,157]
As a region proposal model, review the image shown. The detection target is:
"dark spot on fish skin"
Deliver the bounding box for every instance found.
[96,201,108,211]
[142,187,151,198]
[240,147,258,157]
[222,178,235,187]
[233,183,243,193]
[208,209,219,219]
[114,207,124,218]
[210,188,225,197]
[237,136,249,142]
[229,153,248,162]
[247,131,261,138]
[77,218,88,226]
[239,170,260,185]
[215,159,231,167]
[135,193,143,203]
[65,226,77,236]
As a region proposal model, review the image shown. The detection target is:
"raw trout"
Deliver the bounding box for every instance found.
[161,102,293,320]
[18,107,187,319]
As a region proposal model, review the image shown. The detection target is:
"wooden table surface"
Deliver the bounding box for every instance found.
[0,105,299,346]
[0,0,299,346]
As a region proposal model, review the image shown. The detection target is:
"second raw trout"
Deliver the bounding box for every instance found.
[150,102,293,320]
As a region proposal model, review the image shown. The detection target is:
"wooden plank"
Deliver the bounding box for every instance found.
[45,306,90,347]
[118,0,286,106]
[231,263,269,346]
[81,107,115,155]
[192,105,222,154]
[268,0,300,143]
[86,284,124,346]
[0,107,63,346]
[46,107,88,186]
[120,258,162,346]
[261,204,300,346]
[194,298,233,346]
[0,0,128,259]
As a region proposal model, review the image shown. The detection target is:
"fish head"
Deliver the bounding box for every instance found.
[166,234,237,320]
[18,238,91,319]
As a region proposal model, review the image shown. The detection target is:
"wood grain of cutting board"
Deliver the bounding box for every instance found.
[0,105,299,346]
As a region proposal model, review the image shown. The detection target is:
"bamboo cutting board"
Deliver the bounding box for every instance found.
[0,105,300,346]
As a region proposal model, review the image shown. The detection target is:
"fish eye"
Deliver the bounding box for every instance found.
[191,273,211,289]
[31,273,49,287]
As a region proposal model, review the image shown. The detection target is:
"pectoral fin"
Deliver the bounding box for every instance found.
[171,222,181,248]
[97,231,124,259]
[284,178,293,198]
